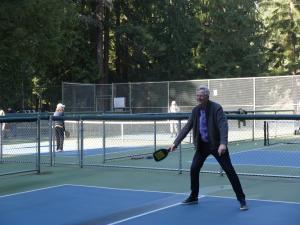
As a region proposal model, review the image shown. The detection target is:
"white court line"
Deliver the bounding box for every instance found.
[3,183,299,206]
[106,193,300,224]
[229,144,282,155]
[230,145,300,155]
[65,184,300,206]
[186,162,300,169]
[0,184,67,198]
[107,202,182,225]
[219,163,300,169]
[64,183,189,195]
[0,183,188,199]
[207,194,300,205]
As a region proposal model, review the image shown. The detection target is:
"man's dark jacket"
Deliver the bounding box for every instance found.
[173,100,228,150]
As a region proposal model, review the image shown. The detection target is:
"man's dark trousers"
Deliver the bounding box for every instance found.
[190,142,245,202]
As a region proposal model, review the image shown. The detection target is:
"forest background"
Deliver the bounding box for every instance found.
[0,0,299,111]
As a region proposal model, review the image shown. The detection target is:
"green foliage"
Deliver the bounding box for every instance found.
[110,0,202,81]
[198,0,266,77]
[258,0,300,74]
[0,0,299,110]
[0,0,97,110]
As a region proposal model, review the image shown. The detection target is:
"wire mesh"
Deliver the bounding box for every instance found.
[63,75,300,114]
[0,120,39,175]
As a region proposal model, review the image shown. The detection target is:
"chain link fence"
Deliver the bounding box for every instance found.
[50,114,300,178]
[1,113,300,178]
[0,117,40,176]
[62,75,300,113]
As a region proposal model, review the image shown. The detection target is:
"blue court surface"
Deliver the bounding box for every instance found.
[55,147,145,157]
[0,184,299,225]
[206,150,300,168]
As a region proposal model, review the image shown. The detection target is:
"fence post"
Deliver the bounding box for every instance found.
[154,121,157,152]
[111,83,114,112]
[252,77,256,141]
[79,119,83,168]
[76,119,80,155]
[49,116,53,166]
[129,82,132,113]
[178,119,182,174]
[0,121,3,163]
[94,84,96,112]
[36,114,41,173]
[52,117,56,166]
[102,121,106,163]
[167,81,170,113]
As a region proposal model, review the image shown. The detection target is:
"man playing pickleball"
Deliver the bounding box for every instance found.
[170,86,248,211]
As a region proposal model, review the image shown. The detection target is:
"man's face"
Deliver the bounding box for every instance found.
[196,90,208,106]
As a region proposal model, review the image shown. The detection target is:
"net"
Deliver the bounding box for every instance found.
[63,120,193,161]
[266,120,300,145]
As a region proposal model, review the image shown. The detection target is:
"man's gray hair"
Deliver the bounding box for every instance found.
[196,85,210,96]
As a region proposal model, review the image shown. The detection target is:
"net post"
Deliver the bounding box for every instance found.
[263,121,270,146]
[264,121,266,146]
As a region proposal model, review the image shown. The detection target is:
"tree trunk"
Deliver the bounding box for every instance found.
[96,0,104,82]
[103,5,110,83]
[114,0,121,80]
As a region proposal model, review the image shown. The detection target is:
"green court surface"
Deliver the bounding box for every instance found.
[1,164,299,204]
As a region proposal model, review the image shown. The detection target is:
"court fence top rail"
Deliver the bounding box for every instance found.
[2,112,300,122]
[3,112,300,122]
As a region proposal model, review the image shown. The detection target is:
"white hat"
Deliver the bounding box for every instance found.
[57,103,65,108]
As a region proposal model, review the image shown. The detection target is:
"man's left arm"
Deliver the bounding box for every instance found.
[216,106,228,155]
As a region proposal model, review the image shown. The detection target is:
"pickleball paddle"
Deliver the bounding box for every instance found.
[153,148,171,162]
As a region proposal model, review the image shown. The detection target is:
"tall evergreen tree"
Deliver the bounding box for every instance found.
[199,0,265,78]
[258,0,300,75]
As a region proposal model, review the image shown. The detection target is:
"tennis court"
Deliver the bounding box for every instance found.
[1,184,299,225]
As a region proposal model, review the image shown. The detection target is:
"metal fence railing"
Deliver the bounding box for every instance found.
[1,113,300,178]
